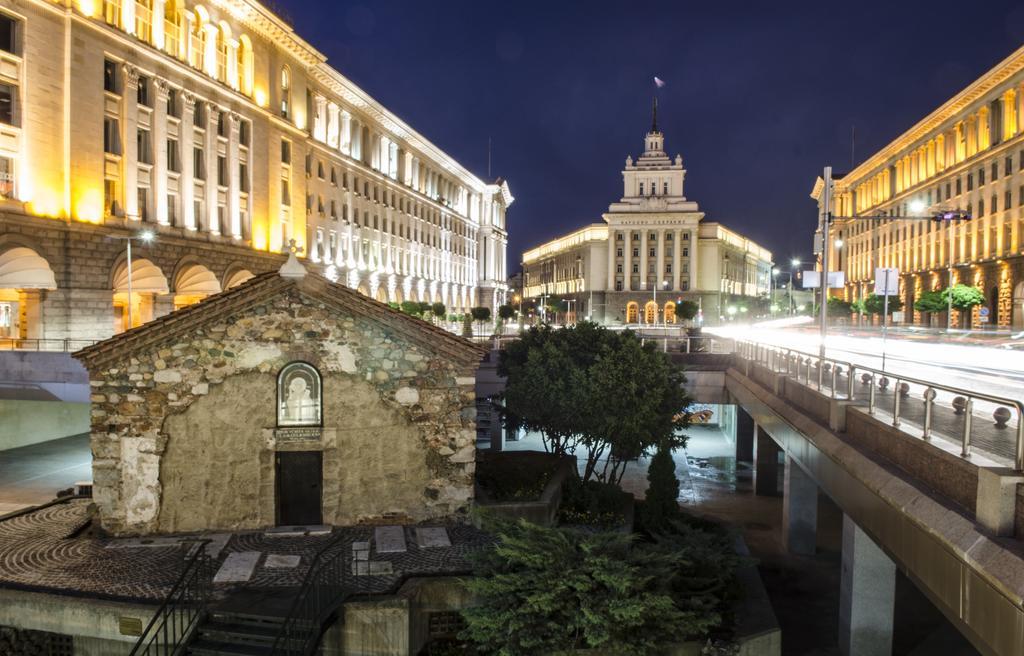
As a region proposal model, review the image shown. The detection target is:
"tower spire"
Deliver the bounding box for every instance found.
[651,95,659,133]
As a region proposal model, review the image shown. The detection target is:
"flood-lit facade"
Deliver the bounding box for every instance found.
[815,43,1024,329]
[0,0,511,343]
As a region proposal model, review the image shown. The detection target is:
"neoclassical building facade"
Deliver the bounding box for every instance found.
[521,109,771,325]
[813,43,1024,329]
[0,0,511,344]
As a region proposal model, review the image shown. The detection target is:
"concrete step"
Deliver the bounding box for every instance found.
[186,637,274,656]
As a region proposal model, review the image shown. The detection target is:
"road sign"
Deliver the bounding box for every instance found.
[874,268,900,296]
[802,271,845,289]
[979,307,990,317]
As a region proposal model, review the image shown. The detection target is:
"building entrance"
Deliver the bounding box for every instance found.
[275,451,322,526]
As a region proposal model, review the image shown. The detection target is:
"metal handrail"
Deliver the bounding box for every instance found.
[270,532,351,656]
[128,540,213,656]
[736,340,1024,471]
[0,337,98,352]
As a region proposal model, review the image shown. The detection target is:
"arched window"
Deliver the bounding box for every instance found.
[237,35,254,96]
[216,21,231,83]
[190,7,208,71]
[280,66,291,118]
[277,362,322,427]
[644,301,657,324]
[664,301,676,324]
[164,0,184,58]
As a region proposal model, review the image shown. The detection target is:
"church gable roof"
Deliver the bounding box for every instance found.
[74,271,487,371]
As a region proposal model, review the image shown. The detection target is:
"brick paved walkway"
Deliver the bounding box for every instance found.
[0,499,491,603]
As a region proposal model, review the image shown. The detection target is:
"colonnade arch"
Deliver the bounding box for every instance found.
[0,246,56,340]
[173,263,221,309]
[112,258,169,332]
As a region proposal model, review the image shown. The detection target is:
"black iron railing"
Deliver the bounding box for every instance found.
[270,534,351,655]
[128,541,213,656]
[0,337,97,351]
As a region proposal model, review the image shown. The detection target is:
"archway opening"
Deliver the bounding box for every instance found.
[626,302,639,324]
[0,246,57,341]
[664,301,676,324]
[644,301,657,325]
[174,264,221,309]
[112,258,168,332]
[224,268,254,290]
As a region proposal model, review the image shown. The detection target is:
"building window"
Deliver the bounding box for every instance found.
[330,168,337,186]
[638,182,644,195]
[137,129,152,164]
[217,155,227,186]
[1006,155,1013,176]
[193,101,205,127]
[193,147,205,180]
[137,76,151,107]
[616,264,622,273]
[663,182,669,194]
[632,248,638,257]
[281,178,290,205]
[992,161,999,180]
[103,117,121,155]
[104,178,119,215]
[956,178,962,195]
[166,89,179,118]
[239,120,250,146]
[167,193,177,225]
[167,138,180,172]
[967,173,974,191]
[217,111,227,138]
[239,163,249,193]
[0,155,14,198]
[979,168,985,186]
[137,187,149,221]
[616,233,623,241]
[616,248,623,257]
[0,83,15,126]
[632,264,639,273]
[104,0,120,28]
[280,66,291,119]
[648,247,655,257]
[682,248,689,257]
[978,199,985,216]
[104,60,120,94]
[281,140,291,164]
[0,13,18,55]
[682,232,689,241]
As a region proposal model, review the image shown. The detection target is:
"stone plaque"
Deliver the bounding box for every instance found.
[414,527,451,548]
[275,426,323,442]
[118,617,143,636]
[374,526,408,553]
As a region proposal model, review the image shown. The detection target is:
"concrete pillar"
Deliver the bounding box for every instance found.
[783,456,818,555]
[753,424,781,496]
[623,232,632,291]
[735,406,754,463]
[607,231,616,291]
[839,514,895,656]
[123,66,140,219]
[672,229,682,291]
[655,228,665,288]
[180,93,196,231]
[639,231,648,291]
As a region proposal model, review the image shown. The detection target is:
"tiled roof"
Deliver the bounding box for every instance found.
[73,270,488,370]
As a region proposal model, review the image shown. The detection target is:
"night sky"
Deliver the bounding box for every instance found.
[277,0,1024,270]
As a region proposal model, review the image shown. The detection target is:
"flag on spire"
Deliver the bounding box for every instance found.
[654,76,666,88]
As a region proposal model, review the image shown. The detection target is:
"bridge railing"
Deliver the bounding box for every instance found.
[0,338,98,352]
[736,340,1024,471]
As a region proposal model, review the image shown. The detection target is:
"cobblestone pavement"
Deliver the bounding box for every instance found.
[0,499,492,603]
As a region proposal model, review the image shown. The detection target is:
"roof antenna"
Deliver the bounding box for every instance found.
[651,96,659,133]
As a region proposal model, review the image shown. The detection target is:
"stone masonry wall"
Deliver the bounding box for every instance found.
[86,288,477,535]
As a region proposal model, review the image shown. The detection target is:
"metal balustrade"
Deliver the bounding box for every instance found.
[128,541,212,656]
[0,338,97,352]
[736,340,1024,471]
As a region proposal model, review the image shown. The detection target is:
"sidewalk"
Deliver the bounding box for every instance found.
[0,434,91,515]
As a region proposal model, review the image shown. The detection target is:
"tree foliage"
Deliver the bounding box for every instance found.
[675,300,700,321]
[400,300,422,316]
[913,290,946,314]
[826,296,852,317]
[431,302,446,320]
[497,304,516,321]
[863,293,903,315]
[499,323,690,483]
[460,520,718,655]
[640,446,681,532]
[943,284,985,312]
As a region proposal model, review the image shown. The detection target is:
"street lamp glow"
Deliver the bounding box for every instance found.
[772,267,780,275]
[139,230,155,242]
[791,258,801,267]
[834,239,844,248]
[909,199,926,214]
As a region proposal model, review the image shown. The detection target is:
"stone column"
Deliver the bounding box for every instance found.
[123,65,141,219]
[753,424,780,496]
[180,93,196,230]
[639,230,648,291]
[672,229,682,291]
[734,405,754,462]
[227,113,241,239]
[205,104,219,234]
[607,235,616,291]
[153,80,169,225]
[655,228,665,289]
[623,233,632,291]
[839,514,895,656]
[783,456,819,555]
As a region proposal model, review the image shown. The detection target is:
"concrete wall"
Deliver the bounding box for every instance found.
[0,352,89,402]
[0,400,90,450]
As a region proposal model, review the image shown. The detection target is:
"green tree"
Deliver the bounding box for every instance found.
[417,301,432,316]
[641,445,681,532]
[460,520,715,655]
[913,290,946,315]
[826,296,852,318]
[497,303,516,321]
[850,299,866,316]
[499,323,689,483]
[943,284,985,327]
[400,300,422,316]
[675,300,700,322]
[431,302,446,323]
[863,293,903,315]
[471,306,492,334]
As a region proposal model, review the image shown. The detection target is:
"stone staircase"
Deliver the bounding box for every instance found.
[185,588,310,656]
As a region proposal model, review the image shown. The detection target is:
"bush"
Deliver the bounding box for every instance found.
[558,476,629,528]
[476,454,558,502]
[641,446,680,532]
[460,520,719,655]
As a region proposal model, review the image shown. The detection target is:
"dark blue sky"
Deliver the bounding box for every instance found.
[277,0,1024,269]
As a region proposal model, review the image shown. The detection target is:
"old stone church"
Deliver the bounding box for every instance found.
[74,253,484,535]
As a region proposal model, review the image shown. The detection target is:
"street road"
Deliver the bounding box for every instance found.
[708,322,1024,404]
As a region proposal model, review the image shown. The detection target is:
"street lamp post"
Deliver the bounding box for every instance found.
[789,258,801,315]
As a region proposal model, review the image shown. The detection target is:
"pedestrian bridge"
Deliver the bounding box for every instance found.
[684,342,1024,656]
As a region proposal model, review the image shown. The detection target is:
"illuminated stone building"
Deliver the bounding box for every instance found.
[521,106,772,325]
[813,43,1024,329]
[0,0,511,344]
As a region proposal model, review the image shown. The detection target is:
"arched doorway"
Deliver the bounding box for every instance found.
[644,301,657,324]
[112,259,169,332]
[0,246,57,341]
[663,301,676,324]
[223,268,254,289]
[1014,281,1024,330]
[174,264,221,309]
[626,302,639,324]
